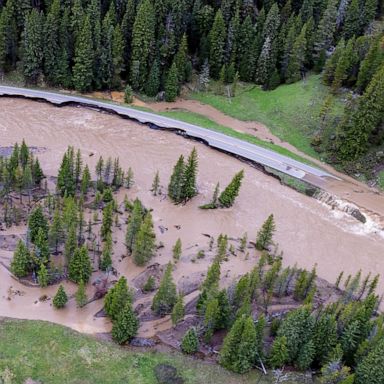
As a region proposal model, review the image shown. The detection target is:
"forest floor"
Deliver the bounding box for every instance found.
[0,318,317,384]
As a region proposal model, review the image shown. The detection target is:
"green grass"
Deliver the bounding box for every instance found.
[0,318,317,384]
[0,319,260,384]
[158,110,316,165]
[191,75,343,158]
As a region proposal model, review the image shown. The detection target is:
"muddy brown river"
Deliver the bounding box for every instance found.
[0,98,383,335]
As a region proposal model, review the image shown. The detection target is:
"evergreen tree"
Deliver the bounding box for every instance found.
[57,151,75,197]
[130,0,155,89]
[49,208,64,254]
[105,276,133,321]
[37,263,49,287]
[171,294,185,325]
[313,0,338,68]
[337,64,384,160]
[68,245,92,283]
[165,61,179,102]
[64,224,77,263]
[256,214,276,250]
[269,336,289,368]
[181,327,199,354]
[220,315,258,373]
[209,10,227,79]
[172,238,182,262]
[203,297,220,343]
[101,202,113,241]
[152,263,177,316]
[22,9,43,84]
[125,198,143,253]
[145,61,160,97]
[53,285,68,308]
[28,205,48,244]
[218,170,244,208]
[75,279,88,308]
[44,0,61,85]
[73,15,94,92]
[34,227,50,265]
[181,148,198,202]
[112,301,139,344]
[175,34,188,82]
[355,339,384,384]
[10,240,31,277]
[286,24,307,83]
[151,170,160,196]
[343,0,360,39]
[81,164,91,195]
[168,155,185,203]
[100,232,113,271]
[132,212,156,266]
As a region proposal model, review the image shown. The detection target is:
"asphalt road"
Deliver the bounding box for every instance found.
[0,85,337,184]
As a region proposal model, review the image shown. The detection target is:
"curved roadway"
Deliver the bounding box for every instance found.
[0,85,338,185]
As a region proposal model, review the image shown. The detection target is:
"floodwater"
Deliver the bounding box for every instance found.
[0,98,383,335]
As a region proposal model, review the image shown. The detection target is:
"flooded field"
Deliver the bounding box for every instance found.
[1,97,383,335]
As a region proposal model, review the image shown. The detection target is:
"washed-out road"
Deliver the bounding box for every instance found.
[0,85,338,185]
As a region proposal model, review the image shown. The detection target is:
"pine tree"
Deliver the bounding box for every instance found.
[49,208,63,254]
[181,148,198,202]
[124,84,133,103]
[101,202,113,241]
[34,227,50,265]
[355,339,384,384]
[10,240,31,277]
[112,24,124,88]
[269,336,289,368]
[181,327,200,354]
[145,61,160,97]
[44,0,61,85]
[37,263,48,287]
[343,0,360,39]
[151,170,160,196]
[132,212,156,266]
[53,285,68,308]
[64,224,77,264]
[75,279,88,308]
[172,238,182,262]
[337,64,384,160]
[100,232,113,271]
[203,297,220,343]
[209,10,227,79]
[331,38,355,92]
[28,205,48,244]
[220,315,258,373]
[165,61,179,102]
[238,16,256,82]
[68,245,92,283]
[256,214,276,250]
[112,301,139,344]
[218,170,244,208]
[152,263,177,316]
[125,198,143,253]
[171,294,185,325]
[277,306,315,364]
[57,151,75,197]
[168,155,185,203]
[313,0,338,69]
[197,260,221,313]
[175,34,188,82]
[104,276,133,321]
[286,24,307,83]
[22,9,43,84]
[73,15,94,92]
[130,0,155,89]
